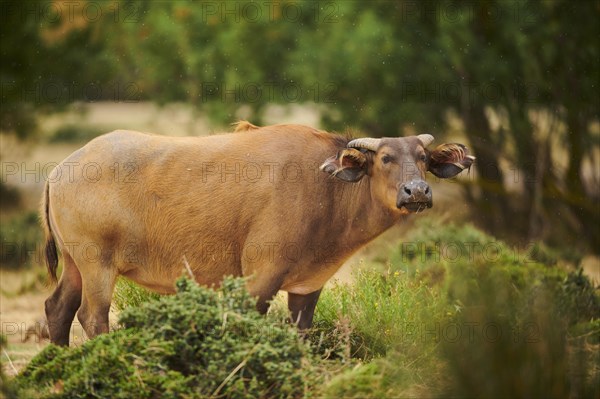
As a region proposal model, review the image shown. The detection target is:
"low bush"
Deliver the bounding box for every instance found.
[14,277,316,398]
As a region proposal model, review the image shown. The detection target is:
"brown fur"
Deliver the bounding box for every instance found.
[41,122,471,344]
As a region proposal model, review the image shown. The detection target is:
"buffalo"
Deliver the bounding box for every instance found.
[41,122,474,345]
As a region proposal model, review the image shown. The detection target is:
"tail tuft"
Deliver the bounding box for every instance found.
[45,236,58,283]
[40,181,59,283]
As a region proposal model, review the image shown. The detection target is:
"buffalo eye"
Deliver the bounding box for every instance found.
[382,155,392,164]
[419,153,427,162]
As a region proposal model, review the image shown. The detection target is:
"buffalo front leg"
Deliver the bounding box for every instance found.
[243,256,287,315]
[247,276,284,315]
[45,252,82,346]
[288,290,322,330]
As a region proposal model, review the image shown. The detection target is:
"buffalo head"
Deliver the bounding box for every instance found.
[320,134,475,214]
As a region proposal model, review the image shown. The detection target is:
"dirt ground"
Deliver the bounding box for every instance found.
[1,269,51,376]
[0,268,124,377]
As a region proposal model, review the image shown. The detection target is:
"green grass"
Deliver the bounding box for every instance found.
[112,277,160,312]
[310,269,448,360]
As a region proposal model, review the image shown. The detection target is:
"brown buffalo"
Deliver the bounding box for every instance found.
[41,122,474,345]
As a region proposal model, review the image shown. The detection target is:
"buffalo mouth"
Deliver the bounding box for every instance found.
[400,202,432,213]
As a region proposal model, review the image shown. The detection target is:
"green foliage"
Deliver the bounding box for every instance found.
[557,268,600,324]
[439,259,599,398]
[112,277,160,312]
[313,219,599,397]
[14,277,314,398]
[304,266,450,397]
[14,332,157,398]
[384,217,598,325]
[439,255,550,396]
[0,212,41,269]
[0,0,119,138]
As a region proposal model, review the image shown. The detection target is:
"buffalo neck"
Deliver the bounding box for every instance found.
[329,175,401,251]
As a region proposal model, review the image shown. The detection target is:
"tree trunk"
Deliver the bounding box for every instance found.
[463,105,510,234]
[506,105,538,240]
[564,109,599,253]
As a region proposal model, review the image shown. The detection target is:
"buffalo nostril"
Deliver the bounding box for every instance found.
[424,186,430,194]
[404,186,411,196]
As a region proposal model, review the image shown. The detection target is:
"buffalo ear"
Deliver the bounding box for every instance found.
[320,148,368,182]
[428,143,475,178]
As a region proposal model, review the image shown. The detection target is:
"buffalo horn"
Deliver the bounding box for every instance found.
[347,138,381,151]
[417,134,434,147]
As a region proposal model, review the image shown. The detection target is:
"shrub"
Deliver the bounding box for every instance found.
[390,219,600,398]
[440,259,567,397]
[388,218,523,277]
[439,258,600,398]
[556,268,600,324]
[316,219,599,397]
[14,277,315,398]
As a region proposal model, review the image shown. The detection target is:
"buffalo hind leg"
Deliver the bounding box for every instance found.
[77,268,117,339]
[288,289,322,330]
[45,252,82,346]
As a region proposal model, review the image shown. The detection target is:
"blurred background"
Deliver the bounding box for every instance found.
[1,0,599,395]
[2,0,597,252]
